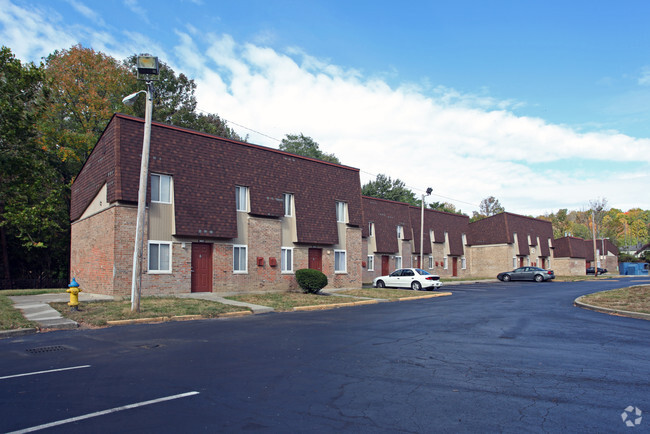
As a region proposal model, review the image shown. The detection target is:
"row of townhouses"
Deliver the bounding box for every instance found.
[70,114,619,296]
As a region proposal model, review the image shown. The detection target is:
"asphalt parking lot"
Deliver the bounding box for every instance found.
[1,277,648,433]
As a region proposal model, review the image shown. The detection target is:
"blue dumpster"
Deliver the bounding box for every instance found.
[619,262,649,275]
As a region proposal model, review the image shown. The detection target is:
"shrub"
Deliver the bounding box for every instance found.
[295,269,328,294]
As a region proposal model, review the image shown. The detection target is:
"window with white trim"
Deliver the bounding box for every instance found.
[367,255,374,271]
[395,256,402,269]
[428,256,434,269]
[235,186,248,212]
[151,174,171,203]
[369,222,374,236]
[397,225,403,239]
[281,247,293,273]
[336,201,347,223]
[283,193,293,217]
[444,256,448,270]
[513,257,517,268]
[335,250,346,273]
[233,245,247,273]
[461,256,467,270]
[148,241,171,273]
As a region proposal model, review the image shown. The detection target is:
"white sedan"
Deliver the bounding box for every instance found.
[373,268,443,291]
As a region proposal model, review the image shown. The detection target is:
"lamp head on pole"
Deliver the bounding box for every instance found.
[426,187,432,196]
[121,90,146,107]
[136,55,160,80]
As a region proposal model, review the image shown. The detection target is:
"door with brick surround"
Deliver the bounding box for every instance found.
[452,257,458,277]
[191,243,212,292]
[308,248,322,271]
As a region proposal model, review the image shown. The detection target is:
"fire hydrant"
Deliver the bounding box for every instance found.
[67,278,81,311]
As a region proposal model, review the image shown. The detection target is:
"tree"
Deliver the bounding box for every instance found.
[39,45,137,180]
[279,133,340,164]
[0,46,69,282]
[124,55,242,141]
[471,196,505,222]
[361,174,418,205]
[429,201,466,216]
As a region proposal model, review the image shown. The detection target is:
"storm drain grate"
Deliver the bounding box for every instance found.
[25,345,69,354]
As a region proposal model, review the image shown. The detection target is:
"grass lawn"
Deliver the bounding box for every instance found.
[335,288,438,300]
[226,292,347,312]
[50,297,251,327]
[580,285,650,314]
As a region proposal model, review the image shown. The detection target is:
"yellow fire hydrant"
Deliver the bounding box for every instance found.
[67,278,81,311]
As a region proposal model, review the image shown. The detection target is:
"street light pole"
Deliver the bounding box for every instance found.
[123,55,159,313]
[420,187,432,269]
[129,81,154,312]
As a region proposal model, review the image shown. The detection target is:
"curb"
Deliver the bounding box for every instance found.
[106,310,252,326]
[293,299,379,311]
[0,327,39,339]
[574,296,650,321]
[397,291,453,301]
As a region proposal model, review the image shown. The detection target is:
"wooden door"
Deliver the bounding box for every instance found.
[191,243,212,292]
[452,257,458,277]
[308,248,322,271]
[381,255,390,275]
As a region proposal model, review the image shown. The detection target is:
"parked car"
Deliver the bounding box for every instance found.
[373,268,443,291]
[497,266,555,282]
[586,267,607,275]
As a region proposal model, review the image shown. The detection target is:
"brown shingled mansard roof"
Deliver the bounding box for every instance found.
[361,196,412,253]
[466,212,554,257]
[71,114,362,244]
[409,206,469,256]
[553,236,588,259]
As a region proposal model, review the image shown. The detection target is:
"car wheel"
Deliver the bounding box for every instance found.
[534,274,543,283]
[376,280,385,288]
[411,281,422,291]
[502,275,511,282]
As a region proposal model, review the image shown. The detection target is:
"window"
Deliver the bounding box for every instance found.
[444,256,448,270]
[236,186,248,212]
[397,225,403,239]
[233,245,247,272]
[428,256,434,269]
[336,201,347,223]
[369,223,374,236]
[283,193,293,217]
[367,255,374,271]
[281,247,293,273]
[461,256,467,270]
[513,257,517,268]
[148,241,171,272]
[151,174,171,203]
[395,256,402,269]
[335,250,346,273]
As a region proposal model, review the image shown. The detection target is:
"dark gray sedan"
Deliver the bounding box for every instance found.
[497,266,555,282]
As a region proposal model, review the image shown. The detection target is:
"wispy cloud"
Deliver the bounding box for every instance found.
[639,66,650,86]
[65,0,105,27]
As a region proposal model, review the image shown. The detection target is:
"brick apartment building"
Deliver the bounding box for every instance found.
[70,114,363,296]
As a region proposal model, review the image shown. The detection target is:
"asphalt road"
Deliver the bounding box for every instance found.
[1,277,649,433]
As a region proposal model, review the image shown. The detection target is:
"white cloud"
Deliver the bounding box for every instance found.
[639,66,650,86]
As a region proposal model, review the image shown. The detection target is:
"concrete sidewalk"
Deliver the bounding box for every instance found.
[177,292,274,314]
[8,293,114,330]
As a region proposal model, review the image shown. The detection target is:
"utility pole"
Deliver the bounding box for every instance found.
[591,210,598,277]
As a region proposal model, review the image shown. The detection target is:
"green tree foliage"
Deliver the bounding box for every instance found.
[361,174,418,205]
[471,196,505,222]
[124,55,242,141]
[429,201,467,216]
[279,133,340,164]
[0,46,69,281]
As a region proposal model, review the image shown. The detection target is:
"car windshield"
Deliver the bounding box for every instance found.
[415,269,431,275]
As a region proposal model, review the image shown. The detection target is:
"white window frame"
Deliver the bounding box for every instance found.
[336,201,347,223]
[367,255,374,271]
[444,256,448,270]
[397,225,403,239]
[233,245,248,273]
[395,256,402,269]
[283,193,293,217]
[281,247,293,273]
[461,256,467,270]
[151,174,171,204]
[369,222,374,237]
[428,256,434,269]
[236,186,248,212]
[513,257,517,268]
[148,241,172,273]
[335,250,347,273]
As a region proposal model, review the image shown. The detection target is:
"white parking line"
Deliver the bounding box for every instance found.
[0,365,91,380]
[7,391,200,434]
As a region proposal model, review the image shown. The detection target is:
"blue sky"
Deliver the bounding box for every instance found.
[2,0,649,215]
